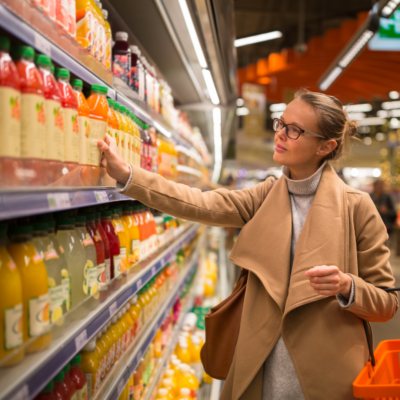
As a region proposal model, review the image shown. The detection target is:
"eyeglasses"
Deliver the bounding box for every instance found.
[272,118,325,140]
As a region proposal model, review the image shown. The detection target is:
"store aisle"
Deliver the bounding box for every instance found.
[371,252,400,347]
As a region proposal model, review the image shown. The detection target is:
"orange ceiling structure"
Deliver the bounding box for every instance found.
[237,12,400,104]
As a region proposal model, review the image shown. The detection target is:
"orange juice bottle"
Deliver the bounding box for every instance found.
[121,205,139,268]
[95,1,106,64]
[7,225,51,353]
[123,108,134,166]
[176,341,191,364]
[71,79,91,166]
[75,0,96,55]
[107,321,117,366]
[101,325,112,375]
[111,208,129,273]
[123,305,134,347]
[95,331,107,381]
[155,388,169,400]
[154,329,162,358]
[106,99,118,146]
[116,311,126,355]
[0,224,24,366]
[86,84,108,166]
[102,9,112,70]
[137,290,147,326]
[119,105,129,163]
[80,339,101,397]
[90,0,101,60]
[110,316,121,362]
[176,364,199,398]
[113,102,123,160]
[129,295,142,335]
[190,336,202,381]
[130,112,138,167]
[178,388,191,400]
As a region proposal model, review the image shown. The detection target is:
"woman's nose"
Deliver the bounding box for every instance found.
[275,128,287,140]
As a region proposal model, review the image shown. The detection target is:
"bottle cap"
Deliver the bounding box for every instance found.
[115,31,128,41]
[130,295,138,305]
[35,54,51,66]
[9,225,33,235]
[114,102,120,111]
[130,45,140,56]
[191,336,200,344]
[119,105,126,112]
[75,215,86,223]
[158,388,168,396]
[95,212,101,219]
[179,363,190,372]
[112,316,117,324]
[54,371,64,382]
[71,79,83,88]
[102,327,107,334]
[117,311,122,319]
[162,378,172,386]
[55,68,70,79]
[32,221,48,232]
[63,363,71,373]
[102,9,108,19]
[101,210,112,217]
[165,369,174,377]
[82,339,96,352]
[0,36,10,51]
[86,213,95,221]
[57,217,75,226]
[180,388,191,395]
[11,45,34,59]
[43,380,54,391]
[71,354,81,365]
[107,98,114,107]
[91,84,108,94]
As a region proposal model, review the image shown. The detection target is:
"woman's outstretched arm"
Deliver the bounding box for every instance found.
[98,136,274,228]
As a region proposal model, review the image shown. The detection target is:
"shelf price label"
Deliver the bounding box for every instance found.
[151,266,156,276]
[136,278,142,290]
[47,193,71,209]
[94,191,108,203]
[34,32,51,56]
[74,329,87,352]
[10,385,29,400]
[109,302,117,317]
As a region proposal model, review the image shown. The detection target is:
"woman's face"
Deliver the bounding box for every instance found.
[273,98,322,168]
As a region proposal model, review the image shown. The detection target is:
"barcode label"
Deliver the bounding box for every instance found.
[10,385,29,400]
[75,329,87,351]
[94,191,108,203]
[109,302,117,317]
[47,193,71,209]
[34,32,51,56]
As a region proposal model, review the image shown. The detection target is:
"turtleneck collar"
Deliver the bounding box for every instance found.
[282,161,327,196]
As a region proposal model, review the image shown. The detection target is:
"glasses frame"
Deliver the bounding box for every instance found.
[273,118,325,140]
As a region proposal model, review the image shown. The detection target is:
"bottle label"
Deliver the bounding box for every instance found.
[101,355,106,380]
[44,99,64,161]
[126,134,132,165]
[84,373,93,396]
[139,241,146,261]
[107,348,111,371]
[105,258,111,283]
[118,130,125,162]
[120,247,126,272]
[61,270,71,311]
[111,343,115,366]
[94,232,102,242]
[76,385,88,400]
[0,87,21,158]
[125,330,131,348]
[76,9,94,52]
[113,54,131,85]
[64,108,79,163]
[83,233,94,246]
[28,293,50,337]
[129,239,140,264]
[87,119,107,166]
[83,261,98,295]
[21,93,47,159]
[98,24,105,63]
[93,18,99,59]
[117,337,121,358]
[32,253,43,264]
[3,303,23,350]
[49,284,64,323]
[78,115,90,165]
[133,386,141,400]
[105,33,112,69]
[44,243,59,260]
[97,262,106,289]
[113,254,121,277]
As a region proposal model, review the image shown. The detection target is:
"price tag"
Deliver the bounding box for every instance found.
[47,193,71,209]
[74,329,87,351]
[137,278,142,290]
[109,302,117,317]
[34,32,51,56]
[94,191,108,203]
[160,258,166,268]
[151,266,156,276]
[10,385,29,400]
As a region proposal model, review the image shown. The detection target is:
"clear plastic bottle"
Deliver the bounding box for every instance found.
[129,45,140,93]
[112,32,131,85]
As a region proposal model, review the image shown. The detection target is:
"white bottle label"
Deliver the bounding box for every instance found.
[4,303,23,350]
[75,385,88,400]
[0,87,21,157]
[28,293,50,337]
[87,119,106,166]
[105,258,111,283]
[83,261,98,295]
[139,241,146,261]
[118,130,125,162]
[21,93,47,159]
[64,108,79,162]
[61,274,71,311]
[45,99,64,161]
[84,373,93,396]
[78,115,90,165]
[120,246,126,272]
[49,284,64,323]
[129,239,140,265]
[97,262,106,290]
[113,254,121,277]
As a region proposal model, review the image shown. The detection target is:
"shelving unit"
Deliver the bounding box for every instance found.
[0,223,201,400]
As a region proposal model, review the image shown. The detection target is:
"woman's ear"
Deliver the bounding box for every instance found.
[318,139,337,156]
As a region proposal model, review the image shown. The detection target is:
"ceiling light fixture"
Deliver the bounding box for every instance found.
[212,108,222,183]
[234,31,282,47]
[271,112,284,119]
[236,107,250,116]
[236,98,244,107]
[389,91,400,99]
[270,103,287,112]
[318,13,379,91]
[382,100,400,109]
[357,117,387,126]
[344,103,372,112]
[202,69,220,105]
[178,0,207,68]
[380,0,400,18]
[348,112,366,120]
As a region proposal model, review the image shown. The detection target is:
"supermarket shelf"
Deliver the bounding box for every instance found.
[102,227,206,400]
[0,188,136,221]
[0,223,200,400]
[0,2,115,98]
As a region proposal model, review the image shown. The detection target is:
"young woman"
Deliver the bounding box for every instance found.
[98,89,398,400]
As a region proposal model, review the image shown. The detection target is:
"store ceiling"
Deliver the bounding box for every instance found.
[234,0,374,68]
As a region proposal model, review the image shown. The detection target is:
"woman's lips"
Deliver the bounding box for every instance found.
[275,144,287,152]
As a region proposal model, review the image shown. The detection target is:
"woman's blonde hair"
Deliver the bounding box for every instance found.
[294,89,358,161]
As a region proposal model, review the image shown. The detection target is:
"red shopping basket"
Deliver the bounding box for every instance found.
[353,340,400,399]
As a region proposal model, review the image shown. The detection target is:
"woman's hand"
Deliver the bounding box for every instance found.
[305,265,352,298]
[97,135,131,185]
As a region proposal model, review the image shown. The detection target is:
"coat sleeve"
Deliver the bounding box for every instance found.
[121,166,275,228]
[346,192,398,322]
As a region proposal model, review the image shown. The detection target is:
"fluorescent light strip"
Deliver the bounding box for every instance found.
[356,117,387,126]
[381,0,400,17]
[338,30,374,68]
[270,103,286,112]
[382,100,400,109]
[344,103,372,112]
[348,112,366,120]
[154,121,172,138]
[236,107,249,116]
[178,0,207,68]
[234,31,282,47]
[212,108,222,183]
[202,69,220,105]
[319,66,342,91]
[271,111,284,119]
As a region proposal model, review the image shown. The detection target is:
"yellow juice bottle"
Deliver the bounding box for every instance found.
[176,364,199,399]
[118,105,129,163]
[0,224,24,366]
[101,325,112,375]
[8,225,51,353]
[116,311,126,355]
[122,305,134,348]
[111,208,129,274]
[190,336,203,381]
[102,9,112,70]
[142,285,151,322]
[95,331,107,382]
[155,388,169,400]
[121,205,138,268]
[129,295,142,335]
[177,388,191,400]
[160,379,174,400]
[113,102,124,160]
[110,316,121,362]
[81,339,101,397]
[176,341,191,364]
[107,321,117,367]
[138,290,147,326]
[124,109,134,166]
[133,115,142,167]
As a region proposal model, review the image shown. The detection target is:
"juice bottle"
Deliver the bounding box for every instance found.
[118,106,129,163]
[155,388,168,400]
[128,374,134,400]
[86,84,108,166]
[71,79,90,167]
[190,336,202,381]
[0,224,23,366]
[91,0,102,61]
[80,339,101,398]
[176,364,199,399]
[117,310,128,354]
[102,9,112,70]
[0,37,21,188]
[112,102,122,157]
[154,329,162,358]
[41,0,56,20]
[122,305,134,348]
[95,332,107,382]
[86,213,106,295]
[75,215,98,298]
[56,218,88,311]
[120,108,131,166]
[101,326,112,374]
[121,205,139,267]
[126,110,135,167]
[8,225,51,353]
[34,380,55,400]
[95,0,106,64]
[56,69,79,168]
[55,0,69,32]
[131,207,141,263]
[112,32,131,85]
[95,212,110,285]
[148,126,158,174]
[129,295,142,335]
[67,0,76,37]
[157,135,170,179]
[108,319,118,365]
[101,210,121,284]
[118,208,131,269]
[32,222,65,325]
[36,55,63,182]
[53,371,69,400]
[176,341,191,365]
[76,0,96,54]
[137,290,147,326]
[70,354,88,400]
[142,285,151,322]
[129,45,140,92]
[12,46,46,185]
[110,315,123,361]
[134,206,146,261]
[62,363,77,400]
[133,367,141,400]
[111,208,128,274]
[170,141,178,182]
[106,99,119,154]
[178,388,191,400]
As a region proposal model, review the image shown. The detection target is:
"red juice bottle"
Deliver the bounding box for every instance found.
[62,364,77,400]
[34,380,56,400]
[0,36,22,187]
[95,212,110,286]
[69,354,88,400]
[53,371,70,400]
[55,68,79,171]
[129,45,140,93]
[101,210,121,287]
[112,32,131,85]
[12,45,47,186]
[36,54,63,184]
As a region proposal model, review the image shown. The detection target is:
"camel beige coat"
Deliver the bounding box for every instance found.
[123,162,398,400]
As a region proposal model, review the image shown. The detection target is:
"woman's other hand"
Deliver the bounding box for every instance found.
[97,135,131,185]
[305,265,352,298]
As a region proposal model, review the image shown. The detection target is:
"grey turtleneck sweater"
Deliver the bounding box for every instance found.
[262,162,354,399]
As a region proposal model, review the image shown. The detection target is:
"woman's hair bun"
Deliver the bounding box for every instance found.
[344,119,358,138]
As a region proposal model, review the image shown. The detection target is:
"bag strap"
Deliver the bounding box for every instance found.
[364,287,400,367]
